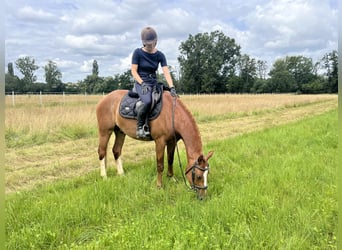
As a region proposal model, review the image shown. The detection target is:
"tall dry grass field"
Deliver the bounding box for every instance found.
[5,93,336,137]
[184,93,335,116]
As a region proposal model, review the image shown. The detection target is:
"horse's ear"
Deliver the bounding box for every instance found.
[197,154,205,164]
[205,151,214,161]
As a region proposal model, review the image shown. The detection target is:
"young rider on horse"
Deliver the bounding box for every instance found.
[131,26,177,138]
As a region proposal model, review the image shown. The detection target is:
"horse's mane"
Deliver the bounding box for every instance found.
[177,98,201,141]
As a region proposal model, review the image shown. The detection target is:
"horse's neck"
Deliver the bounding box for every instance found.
[176,100,203,164]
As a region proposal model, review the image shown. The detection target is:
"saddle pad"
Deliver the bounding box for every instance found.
[119,93,162,121]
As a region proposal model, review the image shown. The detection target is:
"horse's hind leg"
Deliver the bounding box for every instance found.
[98,129,112,179]
[113,127,126,175]
[155,139,166,188]
[166,140,176,177]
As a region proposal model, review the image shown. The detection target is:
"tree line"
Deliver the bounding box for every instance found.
[5,30,338,94]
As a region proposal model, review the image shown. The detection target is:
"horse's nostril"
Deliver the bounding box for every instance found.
[197,193,205,200]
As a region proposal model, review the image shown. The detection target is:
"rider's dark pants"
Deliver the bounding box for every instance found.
[134,78,157,129]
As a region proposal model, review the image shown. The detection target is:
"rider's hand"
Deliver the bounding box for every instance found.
[170,87,177,97]
[141,82,149,95]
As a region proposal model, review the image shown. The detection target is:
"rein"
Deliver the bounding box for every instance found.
[171,96,208,191]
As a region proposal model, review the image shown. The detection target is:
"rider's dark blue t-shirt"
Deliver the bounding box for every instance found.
[132,48,167,79]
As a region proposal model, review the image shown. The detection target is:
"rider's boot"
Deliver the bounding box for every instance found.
[136,103,150,138]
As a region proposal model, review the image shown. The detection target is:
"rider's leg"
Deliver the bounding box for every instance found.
[136,103,150,138]
[135,82,152,138]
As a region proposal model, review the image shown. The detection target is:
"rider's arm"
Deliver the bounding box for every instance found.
[162,66,174,88]
[131,64,143,84]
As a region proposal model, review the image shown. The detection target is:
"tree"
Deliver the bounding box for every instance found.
[157,66,178,88]
[81,75,99,93]
[321,50,338,93]
[268,56,317,93]
[86,59,104,93]
[301,76,326,94]
[81,59,104,93]
[178,30,240,93]
[237,54,257,92]
[103,76,119,93]
[89,69,132,93]
[286,56,316,92]
[15,56,39,91]
[268,59,295,93]
[256,60,268,79]
[250,78,270,93]
[226,54,257,93]
[92,60,99,77]
[114,70,133,90]
[44,60,64,92]
[5,62,20,92]
[8,62,14,76]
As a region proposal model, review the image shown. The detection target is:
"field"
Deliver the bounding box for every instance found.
[5,93,337,249]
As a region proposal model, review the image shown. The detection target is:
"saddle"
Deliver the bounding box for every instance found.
[119,83,166,120]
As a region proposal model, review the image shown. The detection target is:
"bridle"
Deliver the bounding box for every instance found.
[185,162,210,190]
[171,95,209,191]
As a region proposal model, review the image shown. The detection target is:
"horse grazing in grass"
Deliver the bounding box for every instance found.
[96,89,213,199]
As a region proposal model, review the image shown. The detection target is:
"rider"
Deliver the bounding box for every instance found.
[131,26,177,138]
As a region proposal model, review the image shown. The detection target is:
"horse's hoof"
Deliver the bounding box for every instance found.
[117,171,125,176]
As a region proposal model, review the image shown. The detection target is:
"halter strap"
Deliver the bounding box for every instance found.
[185,162,210,190]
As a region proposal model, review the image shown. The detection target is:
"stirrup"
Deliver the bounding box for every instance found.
[143,124,150,136]
[136,127,148,138]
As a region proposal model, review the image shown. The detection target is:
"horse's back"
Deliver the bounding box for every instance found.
[96,90,128,129]
[96,90,127,112]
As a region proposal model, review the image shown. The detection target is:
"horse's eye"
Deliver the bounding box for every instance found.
[196,175,202,180]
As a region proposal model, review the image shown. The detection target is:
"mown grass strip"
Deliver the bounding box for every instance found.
[6,110,337,249]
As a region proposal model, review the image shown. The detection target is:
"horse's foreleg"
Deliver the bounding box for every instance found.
[100,157,107,179]
[98,129,112,179]
[155,139,166,188]
[166,141,176,177]
[113,128,126,175]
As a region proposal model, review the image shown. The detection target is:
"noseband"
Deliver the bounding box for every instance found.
[185,162,210,190]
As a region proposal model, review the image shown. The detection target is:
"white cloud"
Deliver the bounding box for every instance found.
[109,53,133,75]
[52,58,79,70]
[64,35,99,49]
[245,0,337,55]
[5,0,338,83]
[152,8,199,38]
[70,13,118,35]
[17,5,57,22]
[80,59,94,73]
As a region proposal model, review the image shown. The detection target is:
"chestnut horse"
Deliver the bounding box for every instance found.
[96,90,214,198]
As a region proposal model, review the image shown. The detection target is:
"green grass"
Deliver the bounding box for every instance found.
[6,110,337,249]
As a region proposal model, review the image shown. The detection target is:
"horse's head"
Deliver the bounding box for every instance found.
[186,151,214,199]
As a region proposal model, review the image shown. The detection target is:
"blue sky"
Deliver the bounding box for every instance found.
[5,0,338,83]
